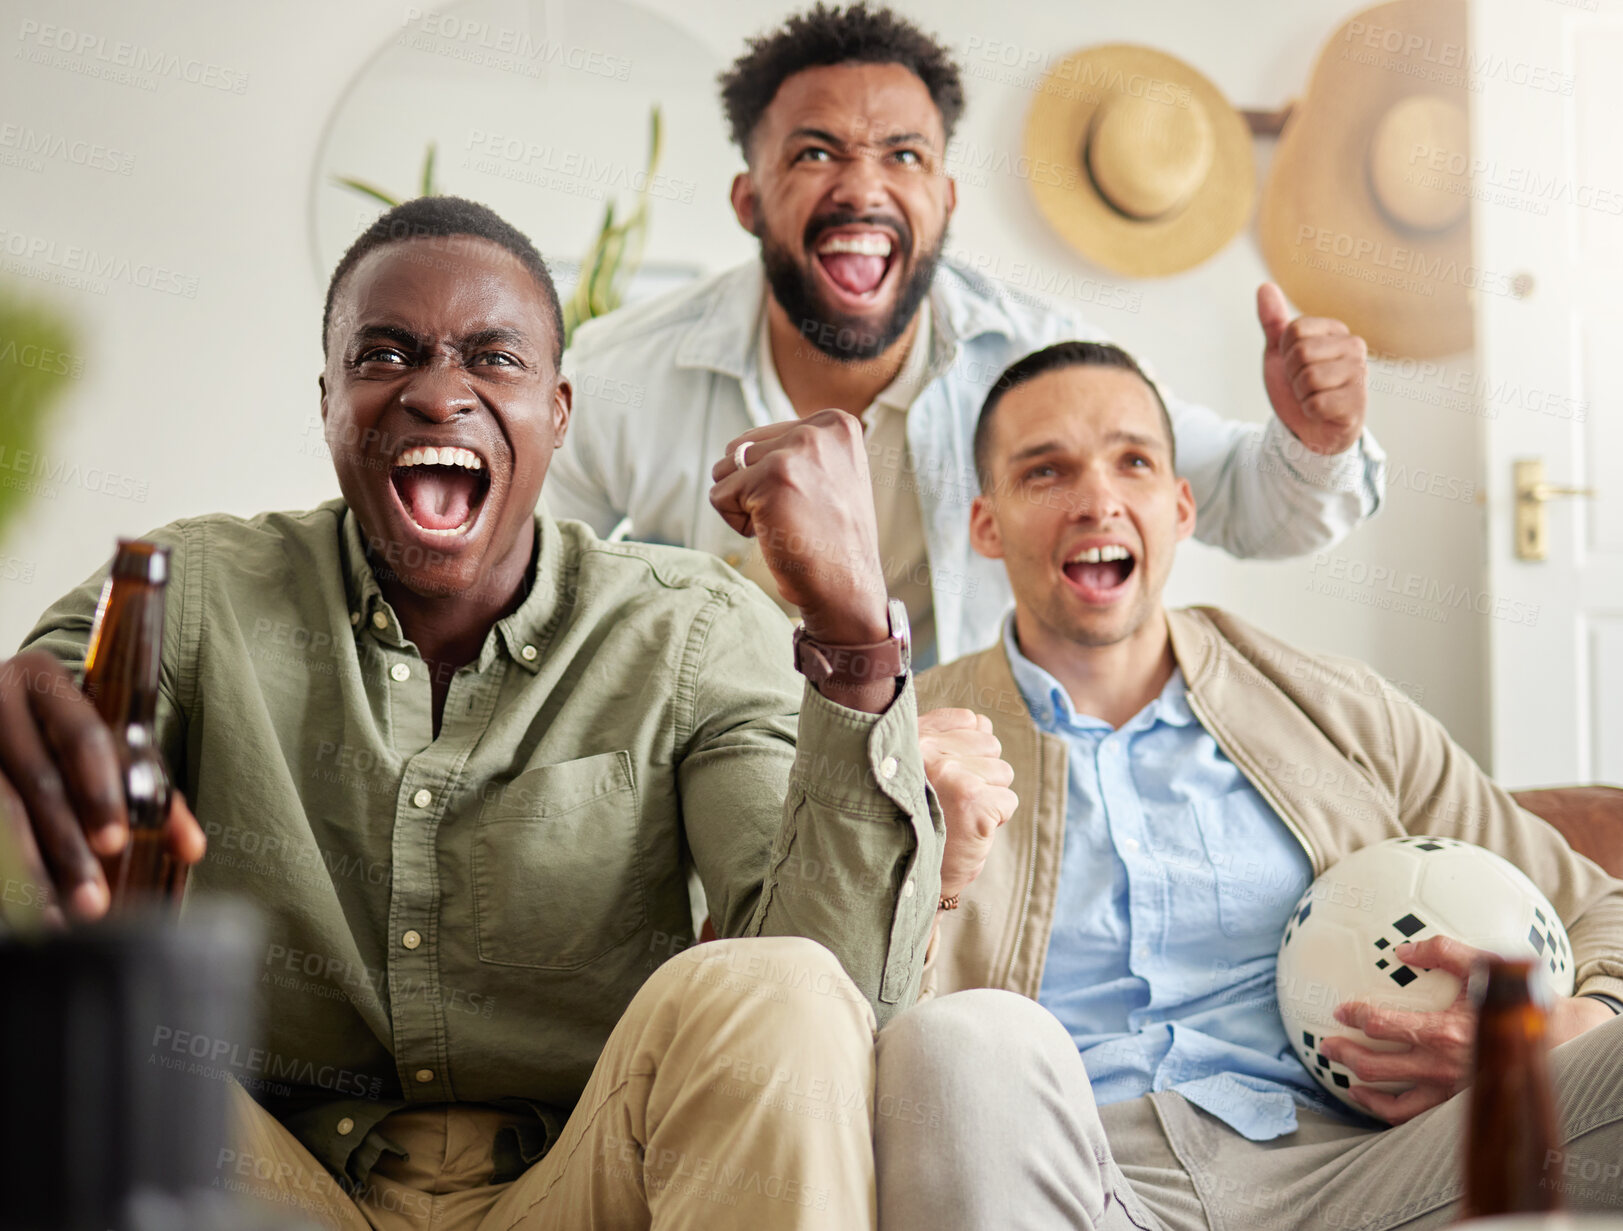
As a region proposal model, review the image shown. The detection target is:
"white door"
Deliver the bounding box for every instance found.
[1477,0,1623,788]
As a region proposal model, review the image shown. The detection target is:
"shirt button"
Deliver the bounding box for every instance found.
[879,755,899,780]
[349,612,360,628]
[1123,837,1141,852]
[414,1068,434,1084]
[724,552,742,567]
[412,788,432,808]
[902,879,916,898]
[372,611,388,631]
[401,930,422,950]
[390,663,411,682]
[520,644,538,662]
[336,1117,355,1136]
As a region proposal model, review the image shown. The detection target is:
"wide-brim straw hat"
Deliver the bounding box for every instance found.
[1024,44,1256,278]
[1258,0,1472,357]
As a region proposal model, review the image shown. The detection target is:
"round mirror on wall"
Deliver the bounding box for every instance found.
[308,0,754,311]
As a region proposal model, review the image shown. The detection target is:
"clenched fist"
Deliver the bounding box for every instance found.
[1257,282,1369,456]
[710,408,894,711]
[919,707,1018,901]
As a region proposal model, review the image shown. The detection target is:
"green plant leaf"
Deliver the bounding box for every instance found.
[420,142,438,197]
[559,103,667,342]
[647,107,664,176]
[0,286,78,545]
[332,176,402,208]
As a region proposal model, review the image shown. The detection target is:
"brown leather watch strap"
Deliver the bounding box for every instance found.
[792,624,907,687]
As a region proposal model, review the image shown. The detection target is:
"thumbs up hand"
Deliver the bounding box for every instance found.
[1257,282,1369,456]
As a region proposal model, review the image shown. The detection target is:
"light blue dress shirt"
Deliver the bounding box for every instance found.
[1004,616,1348,1140]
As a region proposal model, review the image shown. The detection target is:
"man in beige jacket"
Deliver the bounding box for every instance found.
[875,341,1623,1231]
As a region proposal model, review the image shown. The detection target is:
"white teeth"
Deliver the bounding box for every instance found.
[394,445,483,471]
[393,444,484,536]
[1069,545,1131,564]
[817,233,892,257]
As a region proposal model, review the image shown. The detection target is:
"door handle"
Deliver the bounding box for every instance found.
[1514,458,1596,561]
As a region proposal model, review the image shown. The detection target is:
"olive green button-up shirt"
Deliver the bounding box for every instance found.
[22,499,941,1183]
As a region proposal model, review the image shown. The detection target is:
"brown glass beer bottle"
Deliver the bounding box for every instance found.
[1460,957,1562,1220]
[81,539,182,907]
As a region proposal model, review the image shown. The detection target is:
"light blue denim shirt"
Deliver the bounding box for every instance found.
[1003,615,1348,1140]
[553,260,1388,663]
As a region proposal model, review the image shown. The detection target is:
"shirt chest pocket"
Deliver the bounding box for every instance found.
[1190,791,1313,947]
[473,750,647,971]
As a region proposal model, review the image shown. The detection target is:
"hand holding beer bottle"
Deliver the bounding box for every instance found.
[0,539,205,923]
[81,540,189,906]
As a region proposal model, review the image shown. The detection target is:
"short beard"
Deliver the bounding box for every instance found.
[757,212,943,363]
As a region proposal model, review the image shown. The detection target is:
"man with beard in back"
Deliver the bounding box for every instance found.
[549,3,1385,669]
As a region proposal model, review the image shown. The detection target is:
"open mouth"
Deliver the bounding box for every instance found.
[1061,543,1138,604]
[814,230,898,303]
[388,444,492,539]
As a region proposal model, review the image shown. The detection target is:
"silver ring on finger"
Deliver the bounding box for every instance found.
[732,441,752,472]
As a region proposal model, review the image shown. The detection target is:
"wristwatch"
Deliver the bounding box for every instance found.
[792,598,911,689]
[1581,991,1623,1016]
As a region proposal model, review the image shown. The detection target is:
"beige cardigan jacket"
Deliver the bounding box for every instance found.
[915,606,1623,1004]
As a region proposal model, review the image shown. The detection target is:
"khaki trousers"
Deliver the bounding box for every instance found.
[224,937,878,1231]
[875,988,1623,1231]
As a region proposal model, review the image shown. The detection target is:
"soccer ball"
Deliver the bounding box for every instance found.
[1276,836,1574,1111]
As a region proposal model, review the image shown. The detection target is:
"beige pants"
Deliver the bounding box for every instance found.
[225,937,878,1231]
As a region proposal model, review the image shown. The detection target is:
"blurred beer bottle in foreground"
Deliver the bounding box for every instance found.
[82,539,183,908]
[1460,957,1562,1221]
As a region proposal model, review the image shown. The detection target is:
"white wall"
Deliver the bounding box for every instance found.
[0,0,1493,764]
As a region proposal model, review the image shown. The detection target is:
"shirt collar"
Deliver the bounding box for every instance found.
[755,303,795,423]
[874,299,933,412]
[754,298,935,420]
[338,502,562,674]
[1000,609,1197,734]
[676,262,767,381]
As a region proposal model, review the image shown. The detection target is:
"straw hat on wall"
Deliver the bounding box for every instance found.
[1023,44,1255,278]
[1258,0,1473,357]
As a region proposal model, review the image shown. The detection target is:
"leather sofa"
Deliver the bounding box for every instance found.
[1513,786,1623,879]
